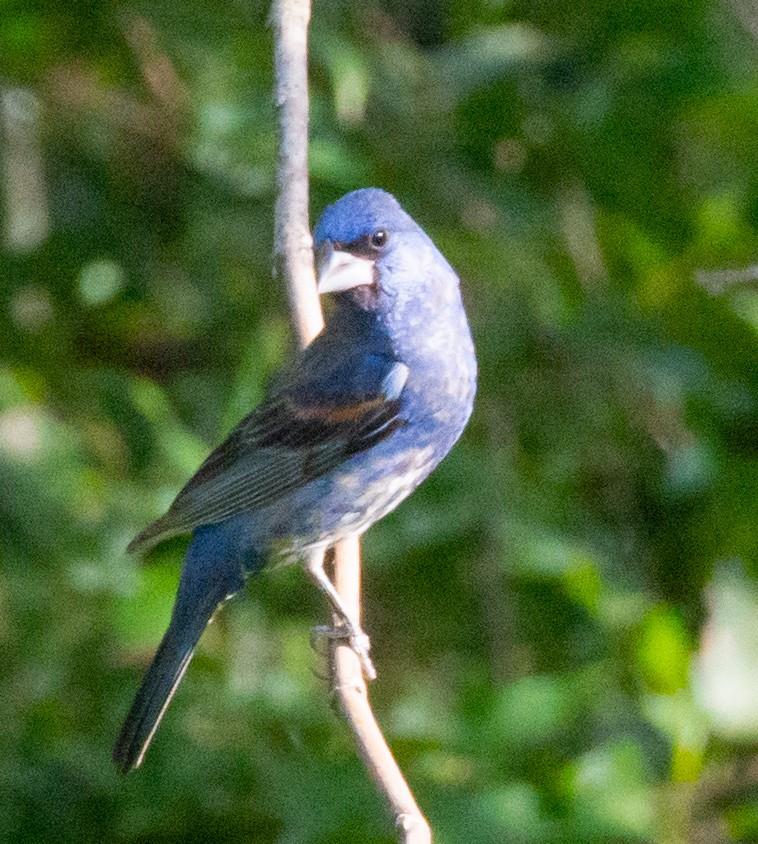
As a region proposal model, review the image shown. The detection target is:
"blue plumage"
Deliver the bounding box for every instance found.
[114,189,477,772]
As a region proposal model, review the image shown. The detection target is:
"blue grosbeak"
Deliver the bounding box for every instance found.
[114,188,477,772]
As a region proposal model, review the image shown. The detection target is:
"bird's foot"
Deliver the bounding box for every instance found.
[311,623,377,680]
[345,628,377,680]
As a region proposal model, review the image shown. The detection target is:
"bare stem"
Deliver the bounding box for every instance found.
[271,0,322,347]
[725,0,758,43]
[332,539,432,844]
[271,1,431,840]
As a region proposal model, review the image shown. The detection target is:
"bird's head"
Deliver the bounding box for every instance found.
[313,189,452,311]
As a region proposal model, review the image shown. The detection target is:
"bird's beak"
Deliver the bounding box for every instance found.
[316,243,375,294]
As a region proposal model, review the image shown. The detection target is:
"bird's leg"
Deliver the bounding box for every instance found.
[305,548,377,680]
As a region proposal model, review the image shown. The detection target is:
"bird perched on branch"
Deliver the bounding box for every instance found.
[114,188,477,773]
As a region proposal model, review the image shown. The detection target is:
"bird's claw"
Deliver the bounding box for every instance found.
[310,623,377,680]
[347,630,377,680]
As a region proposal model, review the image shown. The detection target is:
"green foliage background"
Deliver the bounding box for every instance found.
[3,0,758,841]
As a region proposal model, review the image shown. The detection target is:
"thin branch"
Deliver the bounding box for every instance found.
[724,0,758,43]
[270,1,432,840]
[696,264,758,296]
[333,539,432,843]
[271,0,322,347]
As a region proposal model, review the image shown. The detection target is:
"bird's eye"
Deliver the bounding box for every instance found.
[370,229,388,249]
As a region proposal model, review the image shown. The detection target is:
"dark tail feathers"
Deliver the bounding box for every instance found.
[113,611,210,773]
[115,521,260,772]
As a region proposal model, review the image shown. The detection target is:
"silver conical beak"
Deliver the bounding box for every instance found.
[316,243,375,294]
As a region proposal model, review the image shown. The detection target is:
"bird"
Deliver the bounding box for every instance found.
[113,188,477,773]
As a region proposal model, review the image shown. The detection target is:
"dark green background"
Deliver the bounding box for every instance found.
[3,0,758,840]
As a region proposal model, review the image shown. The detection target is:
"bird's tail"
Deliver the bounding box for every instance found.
[114,526,256,773]
[113,614,207,773]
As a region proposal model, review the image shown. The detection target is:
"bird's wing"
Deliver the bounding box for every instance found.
[128,359,409,553]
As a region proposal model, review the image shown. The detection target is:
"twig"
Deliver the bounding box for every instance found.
[696,264,758,296]
[724,0,758,43]
[333,539,432,843]
[270,1,432,840]
[271,0,322,347]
